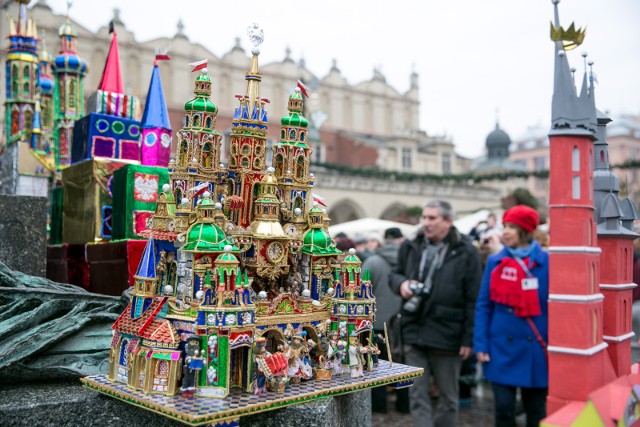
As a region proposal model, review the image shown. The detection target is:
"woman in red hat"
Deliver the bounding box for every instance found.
[473,205,548,427]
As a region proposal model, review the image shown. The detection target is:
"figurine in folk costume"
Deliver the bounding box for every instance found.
[181,336,204,397]
[348,332,369,378]
[253,337,270,395]
[325,330,343,375]
[287,334,313,381]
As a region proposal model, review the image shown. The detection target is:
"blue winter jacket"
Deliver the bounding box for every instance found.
[473,241,549,388]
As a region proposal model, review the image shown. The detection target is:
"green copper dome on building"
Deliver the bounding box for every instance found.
[184,72,218,114]
[301,228,342,256]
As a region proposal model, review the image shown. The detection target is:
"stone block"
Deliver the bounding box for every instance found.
[0,380,371,427]
[0,194,47,277]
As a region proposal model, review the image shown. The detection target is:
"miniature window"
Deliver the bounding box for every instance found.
[572,176,580,199]
[300,131,305,142]
[23,109,32,134]
[185,116,190,127]
[178,140,189,166]
[295,156,305,180]
[572,146,580,171]
[289,129,297,140]
[202,143,212,168]
[23,64,29,79]
[193,115,201,127]
[281,129,286,140]
[23,81,30,97]
[205,116,212,128]
[68,80,78,109]
[274,154,284,177]
[241,157,250,168]
[241,144,251,155]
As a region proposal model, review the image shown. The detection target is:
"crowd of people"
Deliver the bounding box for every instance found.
[338,196,554,427]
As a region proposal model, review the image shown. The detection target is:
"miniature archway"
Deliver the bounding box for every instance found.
[260,328,286,355]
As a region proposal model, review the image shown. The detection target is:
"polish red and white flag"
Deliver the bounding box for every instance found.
[189,182,210,197]
[189,59,208,73]
[312,193,327,207]
[297,80,310,98]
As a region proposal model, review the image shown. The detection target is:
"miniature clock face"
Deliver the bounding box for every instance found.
[266,241,285,263]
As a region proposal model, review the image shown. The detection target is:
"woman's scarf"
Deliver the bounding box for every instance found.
[489,242,541,317]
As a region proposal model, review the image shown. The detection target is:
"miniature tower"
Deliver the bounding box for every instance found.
[170,68,222,216]
[300,203,342,300]
[592,109,639,377]
[131,238,159,318]
[141,60,172,167]
[52,17,87,168]
[38,34,54,153]
[72,24,140,163]
[243,167,293,280]
[546,0,611,414]
[272,88,313,220]
[0,0,54,196]
[227,24,270,227]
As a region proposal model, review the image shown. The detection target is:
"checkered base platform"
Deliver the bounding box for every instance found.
[82,360,423,426]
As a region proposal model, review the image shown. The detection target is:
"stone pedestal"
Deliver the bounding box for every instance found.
[0,380,371,427]
[0,194,48,277]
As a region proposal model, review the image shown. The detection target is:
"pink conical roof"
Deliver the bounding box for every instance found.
[98,32,124,93]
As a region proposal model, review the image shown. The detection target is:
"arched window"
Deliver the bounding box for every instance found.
[23,81,30,97]
[178,140,189,166]
[23,65,29,79]
[274,154,284,177]
[193,115,201,127]
[295,156,305,180]
[201,143,212,168]
[205,116,212,128]
[572,146,580,171]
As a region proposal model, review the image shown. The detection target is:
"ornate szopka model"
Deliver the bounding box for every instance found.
[107,25,379,400]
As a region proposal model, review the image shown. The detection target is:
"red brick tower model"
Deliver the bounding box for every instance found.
[546,0,611,415]
[593,110,639,377]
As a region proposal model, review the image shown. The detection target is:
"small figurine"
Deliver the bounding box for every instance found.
[286,334,313,381]
[366,337,382,368]
[348,332,369,379]
[253,337,270,395]
[326,331,346,375]
[181,336,205,397]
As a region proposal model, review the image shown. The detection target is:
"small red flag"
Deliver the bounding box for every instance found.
[297,80,310,98]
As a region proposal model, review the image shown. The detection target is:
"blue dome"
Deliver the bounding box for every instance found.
[53,54,87,74]
[39,78,53,94]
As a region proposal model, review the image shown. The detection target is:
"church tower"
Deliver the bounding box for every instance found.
[140,58,172,167]
[0,0,54,196]
[592,109,639,378]
[546,0,611,414]
[52,17,87,168]
[169,67,222,223]
[272,88,313,220]
[227,24,269,227]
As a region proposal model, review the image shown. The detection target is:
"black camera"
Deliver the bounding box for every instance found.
[403,281,432,314]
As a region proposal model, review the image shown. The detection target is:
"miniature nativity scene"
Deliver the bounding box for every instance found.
[82,24,422,425]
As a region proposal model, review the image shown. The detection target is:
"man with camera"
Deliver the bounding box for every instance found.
[390,199,482,427]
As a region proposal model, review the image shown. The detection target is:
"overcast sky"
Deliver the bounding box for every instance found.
[44,0,640,158]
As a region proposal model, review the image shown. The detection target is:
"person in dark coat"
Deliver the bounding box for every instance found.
[474,205,548,427]
[390,199,482,427]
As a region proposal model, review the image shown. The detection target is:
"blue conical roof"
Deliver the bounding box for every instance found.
[141,64,171,130]
[136,239,157,278]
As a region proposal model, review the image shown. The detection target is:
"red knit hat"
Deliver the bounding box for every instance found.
[502,205,539,232]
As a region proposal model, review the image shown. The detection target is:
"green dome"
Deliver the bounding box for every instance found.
[182,222,237,252]
[215,251,239,263]
[281,112,308,128]
[301,228,342,256]
[184,96,218,114]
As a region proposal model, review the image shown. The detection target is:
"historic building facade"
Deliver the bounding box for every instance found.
[0,2,469,181]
